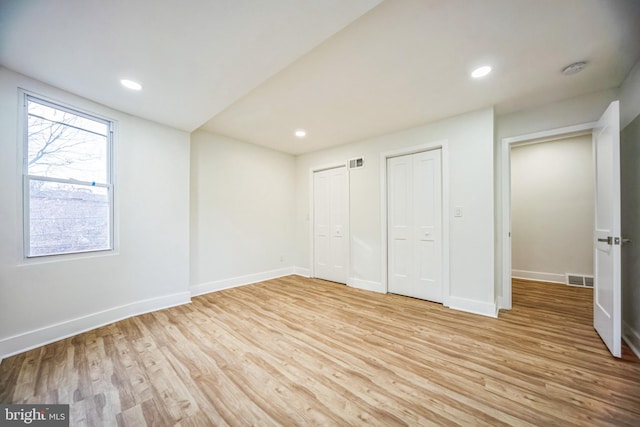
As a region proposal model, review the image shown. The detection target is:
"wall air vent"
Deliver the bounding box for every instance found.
[566,274,594,288]
[349,157,364,169]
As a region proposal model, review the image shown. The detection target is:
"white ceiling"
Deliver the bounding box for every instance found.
[2,0,640,155]
[0,0,381,131]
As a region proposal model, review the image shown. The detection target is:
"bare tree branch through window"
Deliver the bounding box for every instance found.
[24,95,112,257]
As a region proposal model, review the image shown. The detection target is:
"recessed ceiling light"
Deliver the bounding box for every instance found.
[120,79,142,90]
[562,61,587,76]
[471,65,492,79]
[295,129,307,138]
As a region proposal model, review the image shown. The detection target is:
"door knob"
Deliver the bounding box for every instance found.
[598,237,632,245]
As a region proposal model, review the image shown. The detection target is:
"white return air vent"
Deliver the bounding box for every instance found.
[566,274,594,288]
[349,157,364,169]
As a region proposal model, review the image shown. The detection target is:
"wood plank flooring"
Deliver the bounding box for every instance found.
[1,276,639,426]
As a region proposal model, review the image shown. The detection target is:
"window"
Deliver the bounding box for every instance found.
[23,94,113,257]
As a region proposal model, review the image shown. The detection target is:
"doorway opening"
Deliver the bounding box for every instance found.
[508,131,596,334]
[510,133,594,291]
[502,100,623,358]
[500,123,596,310]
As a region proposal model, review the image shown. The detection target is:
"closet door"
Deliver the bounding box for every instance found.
[313,166,348,284]
[388,149,442,302]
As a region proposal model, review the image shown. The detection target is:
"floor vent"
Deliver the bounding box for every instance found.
[566,274,594,287]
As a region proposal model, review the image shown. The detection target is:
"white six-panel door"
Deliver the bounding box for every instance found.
[388,149,442,302]
[593,101,622,358]
[313,166,348,284]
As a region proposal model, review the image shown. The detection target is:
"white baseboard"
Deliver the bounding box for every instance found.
[293,266,311,277]
[348,277,384,293]
[623,321,640,359]
[190,267,302,297]
[448,296,498,318]
[0,291,191,360]
[512,269,565,284]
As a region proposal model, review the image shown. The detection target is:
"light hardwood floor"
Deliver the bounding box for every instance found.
[1,276,639,426]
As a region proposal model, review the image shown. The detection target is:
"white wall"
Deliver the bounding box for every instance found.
[511,135,593,282]
[295,108,496,316]
[620,58,640,356]
[190,130,296,295]
[494,88,619,303]
[0,68,191,358]
[620,59,640,129]
[496,89,619,140]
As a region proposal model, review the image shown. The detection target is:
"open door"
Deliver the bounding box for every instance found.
[593,101,621,358]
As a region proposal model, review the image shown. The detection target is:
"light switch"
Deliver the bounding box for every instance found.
[454,207,463,217]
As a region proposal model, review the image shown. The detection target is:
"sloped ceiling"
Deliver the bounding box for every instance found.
[2,0,640,154]
[0,0,382,131]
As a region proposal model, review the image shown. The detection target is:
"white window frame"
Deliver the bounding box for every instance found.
[22,93,115,258]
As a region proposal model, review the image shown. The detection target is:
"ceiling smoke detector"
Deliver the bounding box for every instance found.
[562,61,587,76]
